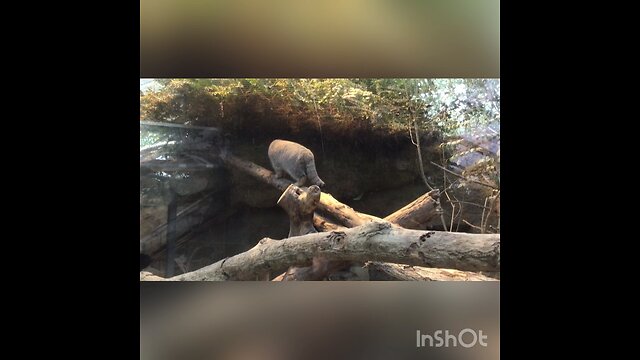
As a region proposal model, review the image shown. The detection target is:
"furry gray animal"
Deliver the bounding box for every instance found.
[268,139,325,187]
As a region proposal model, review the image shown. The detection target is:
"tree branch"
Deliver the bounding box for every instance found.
[221,153,443,229]
[429,161,499,190]
[221,153,382,227]
[163,221,500,281]
[383,189,441,229]
[365,262,498,281]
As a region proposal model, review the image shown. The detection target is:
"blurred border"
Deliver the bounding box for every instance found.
[140,0,499,77]
[141,282,499,360]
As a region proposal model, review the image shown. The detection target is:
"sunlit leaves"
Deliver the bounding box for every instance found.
[140,78,499,141]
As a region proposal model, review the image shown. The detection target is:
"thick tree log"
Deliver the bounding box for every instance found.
[163,220,500,281]
[216,153,498,281]
[144,153,498,281]
[383,189,441,229]
[277,184,321,237]
[364,262,497,281]
[221,154,380,227]
[221,153,291,191]
[222,154,445,229]
[311,204,497,281]
[315,192,381,226]
[140,271,166,281]
[313,213,345,232]
[277,184,332,280]
[277,184,361,281]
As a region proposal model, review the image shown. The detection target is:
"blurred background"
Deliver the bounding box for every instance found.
[140,283,499,360]
[140,0,499,77]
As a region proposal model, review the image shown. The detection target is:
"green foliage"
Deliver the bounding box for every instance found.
[140,79,500,186]
[140,78,499,135]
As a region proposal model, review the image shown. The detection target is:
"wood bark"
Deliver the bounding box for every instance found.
[311,197,495,281]
[276,184,356,281]
[313,213,345,232]
[140,271,166,281]
[383,189,441,229]
[364,262,497,281]
[221,154,438,228]
[276,184,331,280]
[140,154,500,281]
[277,184,321,238]
[220,153,291,191]
[162,220,500,281]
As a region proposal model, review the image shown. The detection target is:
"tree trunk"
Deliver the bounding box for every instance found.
[220,153,291,191]
[221,154,439,229]
[365,262,498,281]
[141,154,500,281]
[161,221,500,281]
[384,189,441,229]
[277,184,321,238]
[276,184,361,281]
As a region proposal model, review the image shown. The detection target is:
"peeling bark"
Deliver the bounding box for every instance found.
[161,221,500,281]
[383,189,441,229]
[365,262,497,281]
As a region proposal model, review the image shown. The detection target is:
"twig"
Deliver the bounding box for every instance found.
[449,200,492,209]
[441,148,459,232]
[312,99,326,158]
[408,123,417,146]
[447,178,462,232]
[483,198,495,233]
[429,161,499,190]
[482,192,499,235]
[442,178,460,192]
[480,197,489,234]
[462,219,483,231]
[456,202,463,232]
[404,82,433,191]
[449,203,456,232]
[440,147,451,231]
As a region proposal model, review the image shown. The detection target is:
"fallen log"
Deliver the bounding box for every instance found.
[221,154,437,228]
[141,153,500,281]
[164,220,500,281]
[383,189,441,229]
[221,153,378,226]
[308,197,492,281]
[204,153,498,281]
[140,271,166,281]
[364,262,497,281]
[220,153,291,191]
[316,192,381,227]
[276,183,346,281]
[277,184,321,238]
[313,213,345,232]
[276,183,364,281]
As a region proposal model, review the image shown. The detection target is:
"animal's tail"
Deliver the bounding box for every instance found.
[305,160,325,187]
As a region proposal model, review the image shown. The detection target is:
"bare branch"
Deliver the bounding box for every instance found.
[430,161,499,190]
